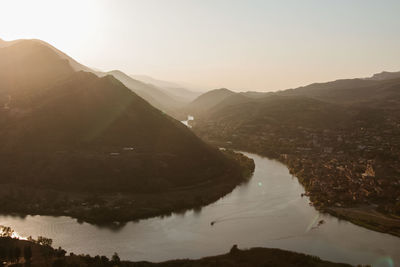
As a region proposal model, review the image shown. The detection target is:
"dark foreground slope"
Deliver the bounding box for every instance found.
[0,236,352,267]
[192,77,400,236]
[0,39,254,224]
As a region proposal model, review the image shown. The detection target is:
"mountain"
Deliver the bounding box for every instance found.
[131,75,202,102]
[100,70,186,117]
[0,38,19,48]
[187,88,236,115]
[186,70,400,118]
[277,76,400,106]
[366,71,400,81]
[0,38,92,72]
[197,95,349,131]
[0,38,193,118]
[131,74,208,95]
[240,91,271,98]
[131,74,183,89]
[0,39,246,195]
[0,39,75,100]
[193,73,400,134]
[192,73,400,236]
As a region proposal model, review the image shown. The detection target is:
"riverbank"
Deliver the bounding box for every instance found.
[0,236,353,267]
[193,129,400,238]
[281,154,400,237]
[257,146,399,237]
[325,206,400,237]
[0,150,254,226]
[2,151,398,265]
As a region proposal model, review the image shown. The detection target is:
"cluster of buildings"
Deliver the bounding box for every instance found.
[195,117,400,216]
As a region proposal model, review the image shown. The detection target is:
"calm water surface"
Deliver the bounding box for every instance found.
[0,152,399,266]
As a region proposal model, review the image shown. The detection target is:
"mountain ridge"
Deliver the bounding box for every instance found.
[0,39,254,224]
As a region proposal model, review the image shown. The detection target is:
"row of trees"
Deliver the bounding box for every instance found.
[0,244,32,264]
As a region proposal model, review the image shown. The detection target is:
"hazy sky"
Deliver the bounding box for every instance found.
[1,0,400,91]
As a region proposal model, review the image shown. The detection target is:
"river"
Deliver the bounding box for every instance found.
[181,115,194,128]
[0,152,399,266]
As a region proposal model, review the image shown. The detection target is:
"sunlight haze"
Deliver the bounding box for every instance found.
[1,1,400,265]
[1,0,399,91]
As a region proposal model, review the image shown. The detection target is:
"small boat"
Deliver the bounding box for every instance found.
[210,221,215,226]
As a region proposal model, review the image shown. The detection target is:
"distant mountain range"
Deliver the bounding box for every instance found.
[365,71,400,81]
[98,70,186,118]
[131,74,203,102]
[0,38,201,119]
[187,69,400,118]
[188,74,400,149]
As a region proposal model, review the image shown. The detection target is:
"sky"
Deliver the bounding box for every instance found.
[1,0,400,91]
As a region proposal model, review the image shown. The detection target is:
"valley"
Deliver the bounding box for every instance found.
[189,77,400,237]
[1,3,400,264]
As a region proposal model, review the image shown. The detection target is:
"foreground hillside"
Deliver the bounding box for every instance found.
[0,39,254,224]
[0,235,352,267]
[192,75,400,236]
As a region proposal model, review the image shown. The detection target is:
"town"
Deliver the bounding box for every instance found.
[193,111,400,236]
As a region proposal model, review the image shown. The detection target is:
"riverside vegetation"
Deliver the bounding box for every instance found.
[0,150,254,225]
[0,227,354,267]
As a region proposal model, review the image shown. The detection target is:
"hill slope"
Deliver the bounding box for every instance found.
[131,74,202,102]
[0,39,254,223]
[278,76,400,105]
[0,38,193,118]
[192,74,400,236]
[0,39,74,97]
[188,88,235,115]
[366,70,400,81]
[102,70,186,117]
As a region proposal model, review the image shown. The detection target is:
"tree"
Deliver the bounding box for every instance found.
[111,252,120,265]
[0,245,6,260]
[7,247,15,262]
[52,258,66,267]
[100,255,109,265]
[55,247,66,258]
[24,245,32,262]
[14,247,21,262]
[1,227,13,237]
[37,236,53,247]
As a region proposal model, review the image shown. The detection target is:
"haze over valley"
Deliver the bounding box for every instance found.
[0,1,400,267]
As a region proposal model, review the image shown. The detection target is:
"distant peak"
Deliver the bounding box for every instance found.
[209,88,234,94]
[109,69,123,74]
[366,70,400,81]
[107,70,128,76]
[209,88,230,92]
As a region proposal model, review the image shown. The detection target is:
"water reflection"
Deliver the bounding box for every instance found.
[181,115,194,128]
[0,152,398,266]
